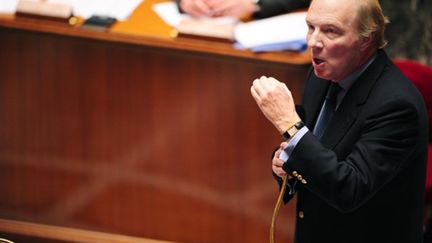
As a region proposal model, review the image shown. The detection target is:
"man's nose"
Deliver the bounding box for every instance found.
[307,31,323,49]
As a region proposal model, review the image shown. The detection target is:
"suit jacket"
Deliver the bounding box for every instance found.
[279,50,428,243]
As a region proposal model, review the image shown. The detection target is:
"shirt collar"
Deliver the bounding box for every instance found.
[338,54,377,92]
[332,54,377,108]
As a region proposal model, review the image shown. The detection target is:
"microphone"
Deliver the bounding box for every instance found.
[270,105,305,243]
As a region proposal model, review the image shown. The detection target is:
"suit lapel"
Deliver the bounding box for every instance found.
[303,75,330,129]
[317,50,390,148]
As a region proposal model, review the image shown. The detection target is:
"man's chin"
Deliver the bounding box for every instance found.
[313,69,331,80]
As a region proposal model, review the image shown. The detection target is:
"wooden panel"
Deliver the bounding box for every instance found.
[0,15,307,243]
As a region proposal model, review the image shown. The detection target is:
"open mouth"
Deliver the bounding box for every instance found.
[313,58,324,65]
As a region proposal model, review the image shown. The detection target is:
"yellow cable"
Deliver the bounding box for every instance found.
[270,174,288,243]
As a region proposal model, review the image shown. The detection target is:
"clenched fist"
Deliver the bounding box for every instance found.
[250,76,301,134]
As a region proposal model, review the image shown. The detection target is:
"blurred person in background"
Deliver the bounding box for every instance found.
[176,0,310,19]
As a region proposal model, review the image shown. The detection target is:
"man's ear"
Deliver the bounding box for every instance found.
[360,33,373,51]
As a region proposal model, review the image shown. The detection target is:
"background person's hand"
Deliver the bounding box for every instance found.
[179,0,214,17]
[205,0,256,18]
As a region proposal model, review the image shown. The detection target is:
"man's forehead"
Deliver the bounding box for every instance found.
[309,0,357,15]
[307,0,357,27]
[309,0,357,9]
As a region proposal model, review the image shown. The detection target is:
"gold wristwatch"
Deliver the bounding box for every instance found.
[282,121,305,140]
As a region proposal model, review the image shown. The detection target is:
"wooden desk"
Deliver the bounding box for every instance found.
[0,1,309,242]
[0,218,176,243]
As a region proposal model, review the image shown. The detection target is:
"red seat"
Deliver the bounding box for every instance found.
[394,59,432,238]
[394,59,432,143]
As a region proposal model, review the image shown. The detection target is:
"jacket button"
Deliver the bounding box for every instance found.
[298,211,304,219]
[292,171,298,177]
[301,179,307,184]
[297,175,303,180]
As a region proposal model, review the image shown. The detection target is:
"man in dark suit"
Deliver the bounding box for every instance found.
[251,0,429,242]
[176,0,309,19]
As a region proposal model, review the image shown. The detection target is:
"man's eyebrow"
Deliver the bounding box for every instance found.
[323,23,346,32]
[322,23,338,28]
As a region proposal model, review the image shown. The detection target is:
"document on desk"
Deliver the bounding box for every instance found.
[153,1,237,40]
[152,1,187,27]
[47,0,143,20]
[0,0,19,14]
[234,12,308,52]
[153,2,307,52]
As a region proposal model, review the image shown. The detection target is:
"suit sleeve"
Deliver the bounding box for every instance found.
[253,0,310,19]
[283,98,424,212]
[175,0,185,13]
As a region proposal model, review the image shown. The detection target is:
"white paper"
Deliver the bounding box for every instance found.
[152,1,186,27]
[0,0,19,14]
[234,12,308,49]
[47,0,143,20]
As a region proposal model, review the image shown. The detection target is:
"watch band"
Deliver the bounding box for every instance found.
[251,0,261,12]
[282,121,305,140]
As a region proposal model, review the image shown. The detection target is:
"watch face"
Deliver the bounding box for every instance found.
[283,121,304,140]
[288,127,297,137]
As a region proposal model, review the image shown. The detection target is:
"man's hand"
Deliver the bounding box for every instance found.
[179,0,214,17]
[204,0,256,18]
[251,76,301,134]
[179,0,255,18]
[273,142,292,178]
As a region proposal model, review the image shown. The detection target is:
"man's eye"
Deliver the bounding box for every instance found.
[324,28,340,37]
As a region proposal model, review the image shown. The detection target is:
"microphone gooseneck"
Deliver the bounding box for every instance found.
[270,174,288,243]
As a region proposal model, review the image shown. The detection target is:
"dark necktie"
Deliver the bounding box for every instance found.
[313,82,342,139]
